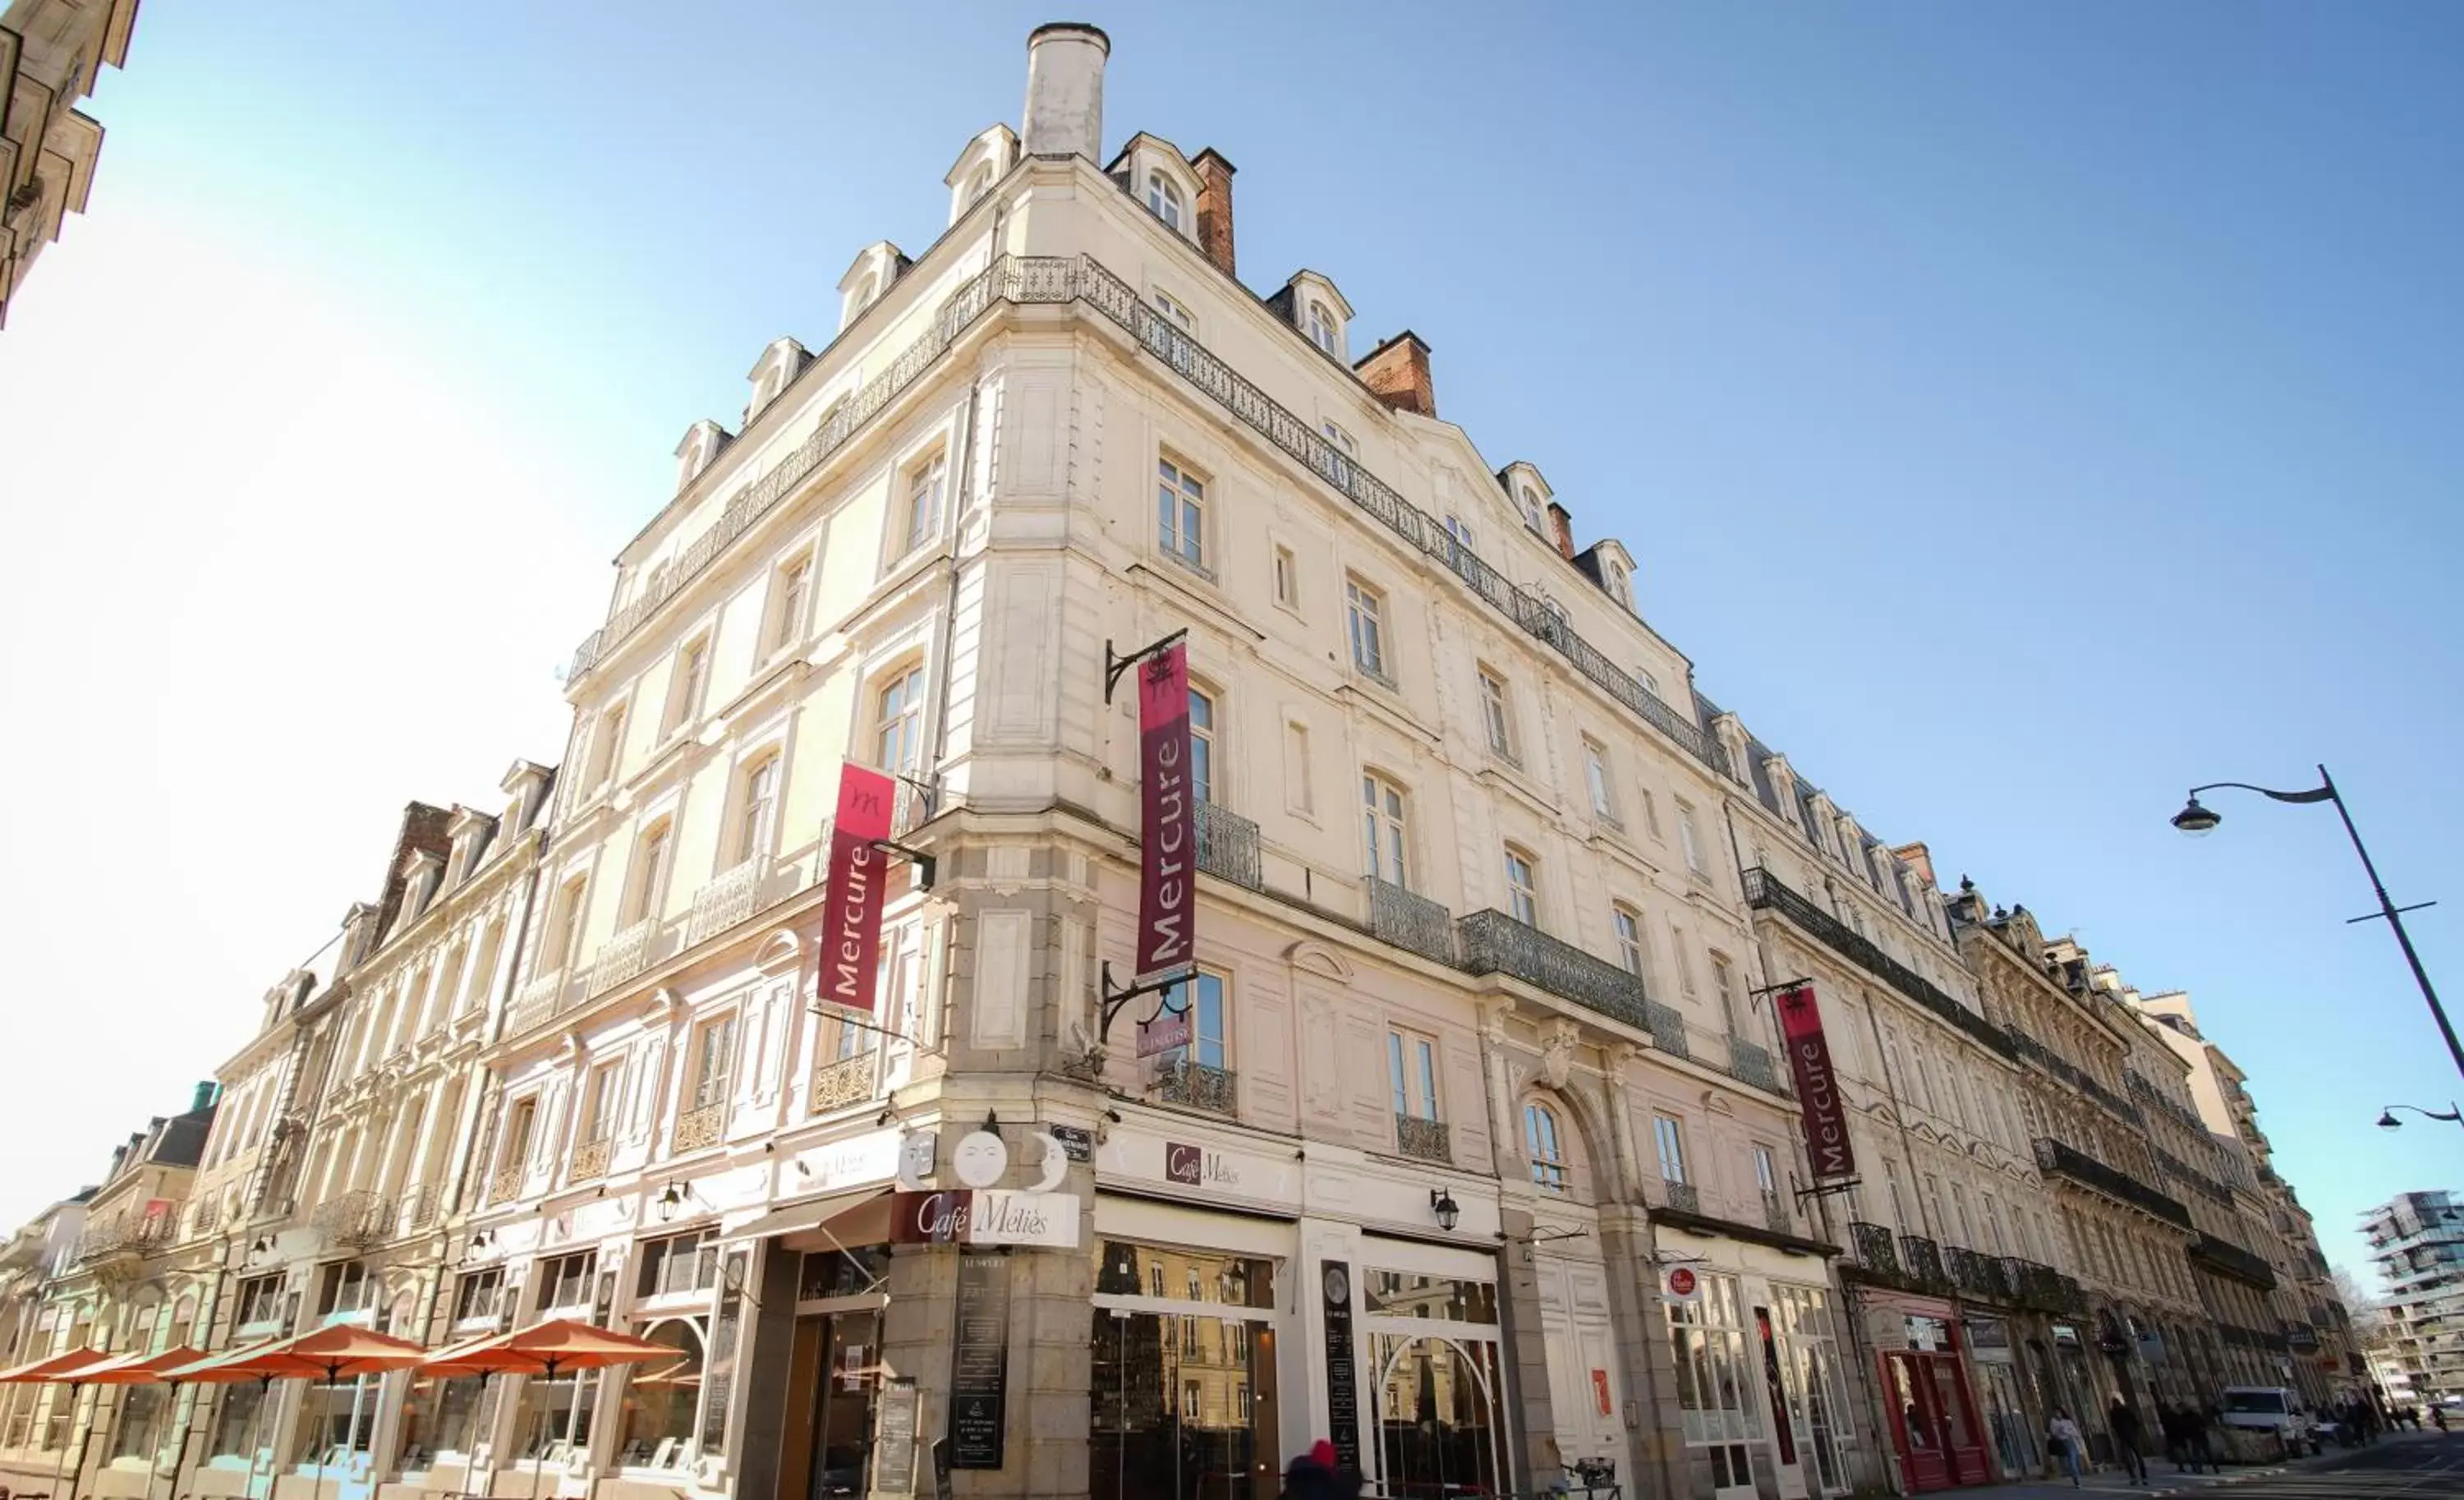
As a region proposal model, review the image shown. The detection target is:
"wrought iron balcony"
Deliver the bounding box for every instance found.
[398,1182,441,1235]
[2189,1232,2279,1291]
[310,1189,388,1249]
[2011,1033,2145,1126]
[506,971,563,1036]
[1456,909,1651,1030]
[1944,1245,2012,1302]
[569,1137,611,1183]
[809,1052,877,1114]
[1899,1234,1950,1291]
[685,855,772,948]
[586,916,661,998]
[1363,877,1456,967]
[1154,1057,1238,1114]
[1195,802,1263,891]
[1848,1222,1901,1276]
[488,1161,526,1204]
[2033,1138,2193,1229]
[1762,1193,1792,1235]
[673,1101,728,1153]
[2153,1146,2234,1207]
[1727,1037,1783,1094]
[1657,1181,1702,1217]
[1394,1114,1451,1164]
[1742,867,2012,1059]
[1643,998,1690,1060]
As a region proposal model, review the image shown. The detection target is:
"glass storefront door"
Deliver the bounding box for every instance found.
[1090,1240,1280,1500]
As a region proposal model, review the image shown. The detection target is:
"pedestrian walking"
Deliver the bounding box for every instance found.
[2049,1411,2086,1487]
[2109,1396,2149,1484]
[2158,1405,2187,1471]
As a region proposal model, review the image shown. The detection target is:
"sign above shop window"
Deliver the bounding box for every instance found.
[889,1189,1083,1249]
[1662,1264,1701,1302]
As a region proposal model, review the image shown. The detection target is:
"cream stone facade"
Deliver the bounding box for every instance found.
[0,22,2369,1500]
[1,0,139,327]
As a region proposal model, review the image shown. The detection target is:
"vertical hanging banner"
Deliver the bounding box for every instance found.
[1135,642,1195,979]
[1776,983,1855,1180]
[821,762,898,1015]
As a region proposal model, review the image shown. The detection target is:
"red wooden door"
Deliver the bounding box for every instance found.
[1927,1357,1991,1486]
[1882,1352,1950,1491]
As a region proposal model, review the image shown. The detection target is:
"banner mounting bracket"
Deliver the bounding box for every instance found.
[1096,961,1194,1047]
[1104,629,1190,704]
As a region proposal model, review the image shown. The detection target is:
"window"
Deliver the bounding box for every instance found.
[1283,721,1313,815]
[1503,847,1539,927]
[1388,1030,1441,1121]
[1360,774,1409,887]
[1604,559,1632,610]
[1306,299,1340,356]
[1639,786,1664,840]
[552,877,588,974]
[669,640,709,733]
[1708,954,1740,1034]
[963,163,995,209]
[688,1013,739,1111]
[1345,577,1388,679]
[1524,1102,1567,1191]
[1442,513,1474,564]
[502,1097,539,1175]
[1613,904,1648,978]
[1677,800,1708,874]
[636,1230,719,1300]
[590,704,626,787]
[1583,738,1616,821]
[235,1273,286,1330]
[614,1317,706,1468]
[318,1260,375,1318]
[452,1269,503,1326]
[1156,456,1207,572]
[1147,172,1185,231]
[536,1250,598,1314]
[1753,1144,1778,1203]
[737,757,780,861]
[1154,969,1227,1070]
[1321,420,1357,456]
[581,1062,623,1145]
[1518,486,1547,534]
[1152,289,1193,329]
[1669,921,1698,997]
[771,558,811,653]
[1477,669,1515,759]
[903,451,946,554]
[1271,545,1297,608]
[627,821,673,923]
[1655,1115,1689,1185]
[875,665,926,777]
[1188,688,1216,805]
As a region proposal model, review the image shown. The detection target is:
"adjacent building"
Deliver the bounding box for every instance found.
[1,0,140,327]
[2363,1192,2464,1408]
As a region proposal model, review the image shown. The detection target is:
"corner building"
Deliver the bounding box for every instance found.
[453,23,1883,1500]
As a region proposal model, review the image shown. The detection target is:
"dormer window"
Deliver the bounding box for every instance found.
[1147,173,1185,232]
[1518,486,1548,534]
[844,272,877,324]
[962,163,994,210]
[1602,559,1632,610]
[1306,299,1342,358]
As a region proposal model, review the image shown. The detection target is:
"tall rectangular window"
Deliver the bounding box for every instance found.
[1583,738,1616,820]
[554,879,588,974]
[738,757,779,861]
[1639,787,1664,840]
[1157,457,1207,571]
[1387,1030,1441,1120]
[1753,1144,1778,1200]
[1655,1115,1689,1185]
[689,1014,739,1110]
[581,1064,622,1145]
[503,1098,537,1173]
[875,665,926,777]
[1709,954,1740,1034]
[628,823,672,923]
[903,453,946,553]
[1345,578,1387,679]
[1361,775,1409,887]
[1157,970,1228,1070]
[1503,848,1539,926]
[1478,670,1513,758]
[771,558,811,652]
[1188,688,1216,806]
[669,640,709,733]
[1613,904,1648,978]
[1272,546,1297,607]
[1282,722,1312,815]
[1677,800,1707,874]
[590,705,626,788]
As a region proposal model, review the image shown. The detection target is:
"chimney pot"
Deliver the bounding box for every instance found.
[1192,150,1237,277]
[1354,331,1437,419]
[1022,23,1110,162]
[191,1081,218,1114]
[1547,502,1578,561]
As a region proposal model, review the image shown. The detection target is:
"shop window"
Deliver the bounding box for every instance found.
[615,1318,707,1470]
[536,1249,598,1313]
[453,1269,503,1327]
[1667,1271,1762,1484]
[638,1229,719,1300]
[1090,1242,1280,1500]
[291,1377,379,1471]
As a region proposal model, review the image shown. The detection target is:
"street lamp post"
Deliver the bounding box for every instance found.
[2377,1103,2464,1132]
[2172,763,2461,1081]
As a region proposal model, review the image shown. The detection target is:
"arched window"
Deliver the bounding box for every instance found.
[1147,172,1185,232]
[843,272,877,329]
[963,163,994,209]
[1524,1102,1567,1192]
[1361,774,1409,888]
[875,665,927,777]
[614,1318,706,1470]
[1307,299,1340,356]
[1518,485,1547,534]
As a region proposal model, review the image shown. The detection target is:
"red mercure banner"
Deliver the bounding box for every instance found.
[1776,983,1856,1181]
[1135,642,1195,979]
[821,762,898,1015]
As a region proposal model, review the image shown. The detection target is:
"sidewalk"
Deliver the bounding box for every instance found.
[1926,1429,2446,1500]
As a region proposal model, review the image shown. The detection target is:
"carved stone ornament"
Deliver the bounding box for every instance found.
[1540,1021,1580,1090]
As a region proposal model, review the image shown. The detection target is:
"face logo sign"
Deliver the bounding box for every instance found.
[1665,1265,1700,1301]
[952,1131,1009,1189]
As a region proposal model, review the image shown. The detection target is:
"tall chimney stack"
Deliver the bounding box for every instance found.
[1023,23,1110,161]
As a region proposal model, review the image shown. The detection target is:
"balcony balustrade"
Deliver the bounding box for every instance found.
[1394,1114,1451,1165]
[1762,1194,1792,1235]
[1643,999,1690,1060]
[310,1189,388,1249]
[1456,909,1650,1031]
[685,856,771,948]
[585,916,661,998]
[2189,1232,2279,1291]
[488,1161,526,1204]
[1742,867,2011,1059]
[809,1052,878,1114]
[507,972,564,1036]
[673,1101,728,1153]
[1943,1245,2012,1302]
[569,1137,611,1183]
[1727,1037,1782,1094]
[1657,1181,1702,1217]
[1899,1234,1950,1291]
[1154,1057,1238,1114]
[1196,803,1263,891]
[1848,1222,1902,1277]
[1363,877,1456,967]
[2034,1138,2193,1229]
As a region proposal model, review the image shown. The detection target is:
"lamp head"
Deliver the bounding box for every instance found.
[1429,1188,1461,1232]
[2172,797,2221,837]
[657,1181,685,1221]
[2379,1111,2403,1131]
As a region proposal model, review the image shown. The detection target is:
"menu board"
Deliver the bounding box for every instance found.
[948,1252,1012,1469]
[871,1377,920,1497]
[1322,1259,1360,1471]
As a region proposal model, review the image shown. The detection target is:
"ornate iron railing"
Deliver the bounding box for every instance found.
[1762,1194,1792,1235]
[809,1053,877,1114]
[1727,1037,1781,1093]
[2153,1145,2234,1206]
[2010,1032,2144,1125]
[1741,867,2011,1059]
[1899,1234,1950,1291]
[1848,1222,1901,1275]
[2189,1232,2278,1291]
[673,1101,728,1153]
[489,1161,526,1204]
[506,971,563,1036]
[686,856,770,948]
[1643,999,1690,1060]
[569,1138,611,1183]
[1456,909,1650,1029]
[1657,1181,1702,1217]
[573,254,1735,789]
[311,1189,389,1249]
[1363,877,1455,966]
[1154,1058,1237,1114]
[1196,802,1263,891]
[1944,1245,2012,1302]
[2128,1071,2211,1135]
[1395,1114,1451,1164]
[586,916,660,999]
[187,1194,223,1240]
[2033,1138,2192,1229]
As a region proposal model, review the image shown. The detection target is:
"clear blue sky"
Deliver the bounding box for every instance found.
[3,2,2457,1285]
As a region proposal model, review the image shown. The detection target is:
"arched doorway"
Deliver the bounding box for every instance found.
[1370,1336,1506,1500]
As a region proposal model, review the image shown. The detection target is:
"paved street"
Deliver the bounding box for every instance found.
[1938,1432,2464,1500]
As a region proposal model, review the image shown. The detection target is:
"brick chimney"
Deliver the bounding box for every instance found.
[1547,502,1578,561]
[1355,331,1435,418]
[1893,842,1938,887]
[1191,149,1236,276]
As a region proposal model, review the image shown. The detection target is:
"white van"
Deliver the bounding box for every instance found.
[2219,1387,2315,1455]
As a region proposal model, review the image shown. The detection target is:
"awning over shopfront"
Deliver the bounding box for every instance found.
[724,1185,895,1253]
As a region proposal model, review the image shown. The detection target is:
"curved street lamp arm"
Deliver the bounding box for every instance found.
[2380,1102,2464,1124]
[2186,779,2335,805]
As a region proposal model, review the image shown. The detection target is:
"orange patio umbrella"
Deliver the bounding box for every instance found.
[78,1345,209,1383]
[417,1319,674,1500]
[0,1345,111,1383]
[257,1323,431,1383]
